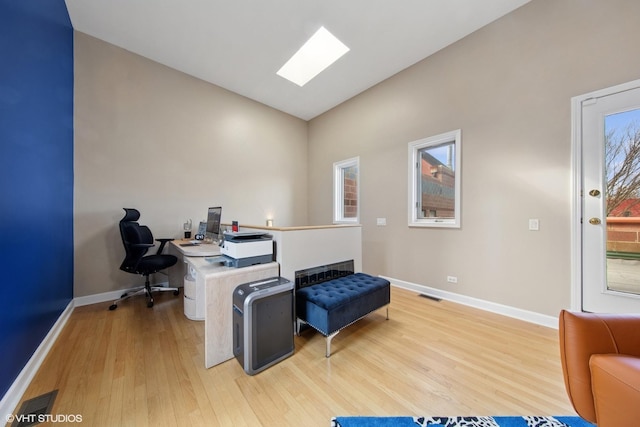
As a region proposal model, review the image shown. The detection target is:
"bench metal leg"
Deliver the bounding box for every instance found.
[301,304,390,358]
[326,331,339,358]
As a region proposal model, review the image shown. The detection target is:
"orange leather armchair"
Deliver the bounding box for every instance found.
[559,310,640,426]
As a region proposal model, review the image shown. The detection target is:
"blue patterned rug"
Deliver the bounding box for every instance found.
[331,416,594,427]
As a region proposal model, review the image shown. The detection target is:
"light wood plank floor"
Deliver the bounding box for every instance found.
[13,286,576,426]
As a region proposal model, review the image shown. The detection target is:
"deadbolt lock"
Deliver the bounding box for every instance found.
[588,189,601,197]
[589,218,602,225]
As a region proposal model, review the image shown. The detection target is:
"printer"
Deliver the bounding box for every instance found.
[219,231,273,268]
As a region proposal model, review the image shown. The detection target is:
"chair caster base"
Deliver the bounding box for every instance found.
[108,284,178,311]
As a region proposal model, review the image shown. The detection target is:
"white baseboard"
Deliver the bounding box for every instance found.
[0,300,75,419]
[382,275,558,329]
[74,281,171,307]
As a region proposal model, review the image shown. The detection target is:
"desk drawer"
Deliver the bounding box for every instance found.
[184,277,196,299]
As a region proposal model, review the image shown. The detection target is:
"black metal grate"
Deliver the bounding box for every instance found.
[11,390,58,427]
[294,260,354,290]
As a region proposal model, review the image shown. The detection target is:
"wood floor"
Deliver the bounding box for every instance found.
[15,286,576,426]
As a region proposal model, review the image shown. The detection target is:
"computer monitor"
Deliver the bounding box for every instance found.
[205,206,222,242]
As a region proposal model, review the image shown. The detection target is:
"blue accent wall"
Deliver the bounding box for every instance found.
[0,0,73,399]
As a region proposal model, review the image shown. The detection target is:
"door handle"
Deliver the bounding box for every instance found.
[589,217,602,225]
[588,189,601,197]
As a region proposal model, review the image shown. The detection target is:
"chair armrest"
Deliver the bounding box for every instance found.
[559,310,640,423]
[155,238,174,254]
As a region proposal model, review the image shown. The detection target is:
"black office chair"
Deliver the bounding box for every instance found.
[109,208,180,310]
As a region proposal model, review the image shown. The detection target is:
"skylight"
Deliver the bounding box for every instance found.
[277,26,350,87]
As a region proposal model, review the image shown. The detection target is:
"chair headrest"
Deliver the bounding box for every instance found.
[121,208,141,222]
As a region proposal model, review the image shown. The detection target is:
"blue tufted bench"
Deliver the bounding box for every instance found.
[295,273,390,357]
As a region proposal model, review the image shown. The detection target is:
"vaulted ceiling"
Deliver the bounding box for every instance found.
[64,0,530,120]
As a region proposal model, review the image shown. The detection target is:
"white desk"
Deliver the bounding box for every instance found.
[182,258,279,368]
[172,240,221,257]
[169,240,221,320]
[168,240,221,286]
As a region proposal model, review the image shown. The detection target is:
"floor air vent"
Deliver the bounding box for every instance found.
[419,294,442,302]
[11,390,58,427]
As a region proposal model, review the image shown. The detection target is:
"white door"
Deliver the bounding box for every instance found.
[579,82,640,313]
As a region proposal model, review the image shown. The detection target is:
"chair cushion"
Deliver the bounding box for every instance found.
[136,254,178,274]
[297,273,389,310]
[590,354,640,426]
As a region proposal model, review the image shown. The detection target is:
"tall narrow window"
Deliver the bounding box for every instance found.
[408,130,461,228]
[334,157,359,223]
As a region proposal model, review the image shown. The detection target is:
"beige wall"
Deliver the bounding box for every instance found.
[74,33,308,297]
[307,0,640,316]
[74,0,640,314]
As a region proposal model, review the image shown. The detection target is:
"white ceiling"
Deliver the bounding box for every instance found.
[64,0,530,121]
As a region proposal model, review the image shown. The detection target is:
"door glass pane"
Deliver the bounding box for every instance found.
[605,108,640,295]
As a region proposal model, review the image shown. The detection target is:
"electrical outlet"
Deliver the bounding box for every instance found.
[376,218,387,226]
[447,276,458,284]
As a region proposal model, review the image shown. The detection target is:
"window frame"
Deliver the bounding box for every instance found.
[408,129,461,228]
[333,156,360,224]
